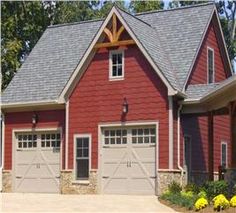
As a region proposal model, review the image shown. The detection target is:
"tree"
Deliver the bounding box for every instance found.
[129,0,164,13]
[216,1,236,69]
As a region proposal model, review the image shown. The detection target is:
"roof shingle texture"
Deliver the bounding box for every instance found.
[2,3,215,104]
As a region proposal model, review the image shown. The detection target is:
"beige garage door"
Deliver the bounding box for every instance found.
[101,126,156,195]
[14,132,60,193]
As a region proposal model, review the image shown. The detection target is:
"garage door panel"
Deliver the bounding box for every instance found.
[101,126,156,195]
[14,132,60,193]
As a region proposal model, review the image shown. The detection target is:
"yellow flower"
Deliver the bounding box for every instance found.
[212,194,230,210]
[194,197,208,211]
[230,195,236,207]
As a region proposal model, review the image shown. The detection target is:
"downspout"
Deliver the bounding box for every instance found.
[0,113,4,192]
[177,104,184,186]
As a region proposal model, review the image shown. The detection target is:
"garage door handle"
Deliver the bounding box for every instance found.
[102,176,109,178]
[16,176,22,178]
[149,176,156,178]
[55,175,60,178]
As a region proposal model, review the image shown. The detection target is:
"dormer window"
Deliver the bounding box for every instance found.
[207,47,214,84]
[109,50,124,80]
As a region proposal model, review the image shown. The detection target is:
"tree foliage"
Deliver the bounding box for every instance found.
[129,0,164,13]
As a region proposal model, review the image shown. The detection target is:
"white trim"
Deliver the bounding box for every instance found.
[1,100,59,109]
[0,113,5,192]
[65,101,69,170]
[109,49,125,81]
[207,46,215,84]
[168,96,173,169]
[73,134,92,183]
[97,120,159,194]
[221,141,228,167]
[12,127,62,192]
[59,7,176,101]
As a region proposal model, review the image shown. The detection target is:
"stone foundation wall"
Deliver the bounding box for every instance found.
[60,170,98,194]
[157,170,185,195]
[2,170,12,192]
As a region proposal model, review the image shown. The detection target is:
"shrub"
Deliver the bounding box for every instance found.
[197,190,207,199]
[160,191,197,210]
[181,191,194,199]
[212,194,230,211]
[230,195,236,207]
[184,183,200,194]
[194,197,208,211]
[203,180,228,199]
[168,181,182,194]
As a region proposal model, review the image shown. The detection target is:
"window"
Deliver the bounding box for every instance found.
[109,50,124,79]
[17,134,37,149]
[41,133,60,148]
[131,128,156,144]
[207,47,214,84]
[221,142,227,167]
[104,129,127,145]
[74,135,90,180]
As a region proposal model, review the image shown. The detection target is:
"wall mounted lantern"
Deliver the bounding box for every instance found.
[122,98,128,114]
[32,113,38,125]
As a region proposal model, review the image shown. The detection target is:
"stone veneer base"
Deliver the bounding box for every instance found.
[60,170,98,194]
[2,170,12,192]
[157,170,186,195]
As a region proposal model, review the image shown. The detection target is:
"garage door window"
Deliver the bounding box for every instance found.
[104,129,127,145]
[75,136,90,180]
[41,133,60,148]
[17,134,37,149]
[132,128,156,144]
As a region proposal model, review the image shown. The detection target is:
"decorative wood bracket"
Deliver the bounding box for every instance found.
[94,14,135,48]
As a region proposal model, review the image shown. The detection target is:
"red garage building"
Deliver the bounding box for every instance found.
[1,3,236,195]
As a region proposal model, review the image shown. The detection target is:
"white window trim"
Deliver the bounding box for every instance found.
[207,46,215,84]
[109,49,124,81]
[73,134,92,183]
[221,141,228,167]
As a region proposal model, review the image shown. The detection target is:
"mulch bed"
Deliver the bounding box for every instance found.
[159,198,236,213]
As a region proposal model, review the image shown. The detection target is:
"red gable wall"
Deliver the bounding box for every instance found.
[68,45,169,170]
[4,110,65,170]
[187,20,231,86]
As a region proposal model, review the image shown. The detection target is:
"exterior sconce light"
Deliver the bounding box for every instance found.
[122,98,128,114]
[32,113,38,125]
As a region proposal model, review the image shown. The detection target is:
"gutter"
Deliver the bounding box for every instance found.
[177,104,185,185]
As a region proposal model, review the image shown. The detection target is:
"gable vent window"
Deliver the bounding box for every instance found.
[207,47,214,84]
[109,50,124,80]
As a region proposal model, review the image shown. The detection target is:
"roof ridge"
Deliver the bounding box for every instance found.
[136,2,215,16]
[115,5,152,28]
[48,18,104,29]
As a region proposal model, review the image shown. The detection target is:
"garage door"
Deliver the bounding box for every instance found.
[14,132,60,193]
[101,126,156,195]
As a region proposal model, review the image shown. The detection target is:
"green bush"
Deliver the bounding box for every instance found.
[184,183,200,194]
[160,191,198,210]
[168,181,182,194]
[203,180,228,199]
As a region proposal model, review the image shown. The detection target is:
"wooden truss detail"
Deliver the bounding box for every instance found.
[95,14,135,48]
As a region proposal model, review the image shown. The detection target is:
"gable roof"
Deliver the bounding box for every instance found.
[137,3,215,90]
[2,3,218,106]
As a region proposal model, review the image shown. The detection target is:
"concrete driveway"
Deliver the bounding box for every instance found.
[0,193,176,213]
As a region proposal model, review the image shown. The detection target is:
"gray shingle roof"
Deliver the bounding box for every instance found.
[137,3,214,90]
[2,3,215,104]
[185,83,220,100]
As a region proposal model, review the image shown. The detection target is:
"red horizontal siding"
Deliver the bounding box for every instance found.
[187,19,230,86]
[4,110,65,170]
[69,45,169,170]
[181,113,230,172]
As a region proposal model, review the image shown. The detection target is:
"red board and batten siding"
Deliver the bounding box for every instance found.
[181,114,230,172]
[187,20,231,86]
[4,110,65,170]
[68,45,169,170]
